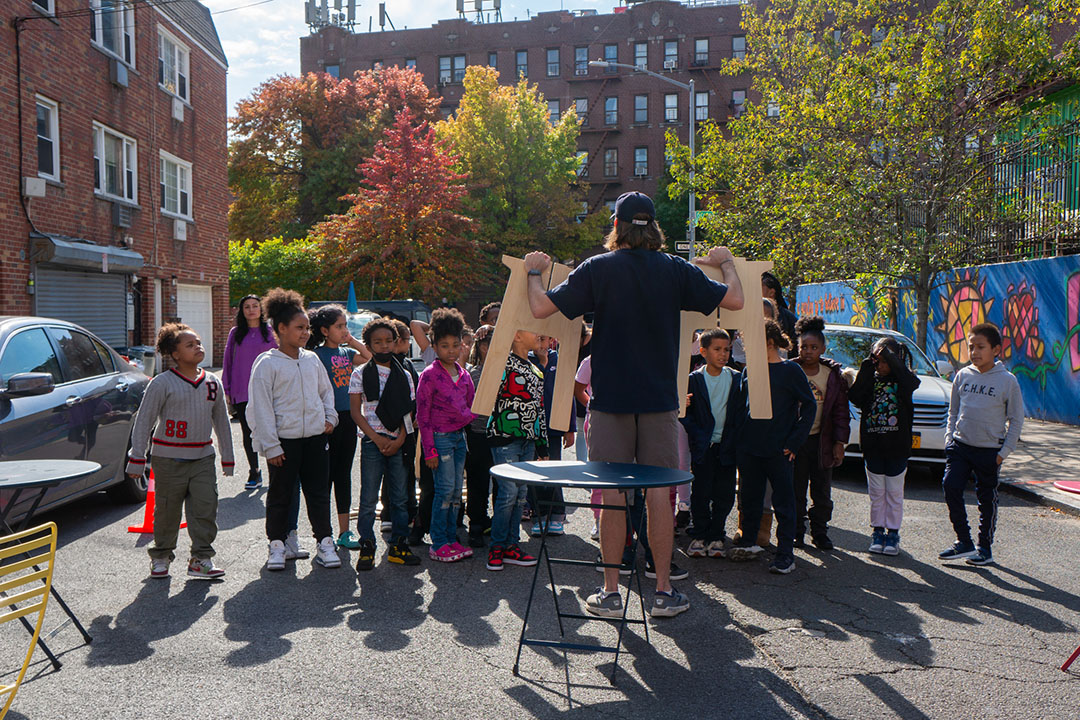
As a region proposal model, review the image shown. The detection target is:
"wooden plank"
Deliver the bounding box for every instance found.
[678,258,775,420]
[470,256,583,433]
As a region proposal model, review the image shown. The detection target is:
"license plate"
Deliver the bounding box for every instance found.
[912,434,922,449]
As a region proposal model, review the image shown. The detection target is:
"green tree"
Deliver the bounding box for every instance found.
[655,170,690,250]
[228,67,440,243]
[437,66,607,267]
[228,237,325,304]
[669,0,1080,348]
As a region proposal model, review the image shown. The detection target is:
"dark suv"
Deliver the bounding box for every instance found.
[0,317,150,522]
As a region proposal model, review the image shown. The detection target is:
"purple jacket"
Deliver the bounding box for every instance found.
[222,324,277,404]
[416,361,476,460]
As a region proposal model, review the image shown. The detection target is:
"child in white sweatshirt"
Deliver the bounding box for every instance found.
[246,288,339,571]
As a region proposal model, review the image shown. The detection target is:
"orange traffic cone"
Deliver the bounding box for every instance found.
[127,470,185,533]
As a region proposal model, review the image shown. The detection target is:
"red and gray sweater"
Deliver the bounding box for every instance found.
[125,368,235,475]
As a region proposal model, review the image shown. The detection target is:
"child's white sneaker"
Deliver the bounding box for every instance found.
[314,536,341,568]
[266,540,286,571]
[284,530,309,560]
[686,539,707,558]
[706,540,727,558]
[149,558,170,578]
[187,557,225,580]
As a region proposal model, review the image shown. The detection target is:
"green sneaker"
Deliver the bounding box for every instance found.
[387,541,421,566]
[337,530,361,550]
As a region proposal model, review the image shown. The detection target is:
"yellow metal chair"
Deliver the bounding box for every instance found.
[0,522,57,720]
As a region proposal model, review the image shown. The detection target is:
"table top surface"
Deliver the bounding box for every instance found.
[490,461,692,489]
[0,460,102,489]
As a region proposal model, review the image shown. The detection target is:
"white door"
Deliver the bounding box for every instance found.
[176,283,213,367]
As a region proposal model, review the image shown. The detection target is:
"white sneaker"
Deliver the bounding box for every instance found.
[590,521,600,541]
[266,540,286,571]
[314,536,341,568]
[149,558,170,578]
[687,539,707,558]
[284,530,309,560]
[706,540,727,558]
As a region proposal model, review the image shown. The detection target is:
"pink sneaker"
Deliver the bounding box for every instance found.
[450,541,473,559]
[429,544,463,562]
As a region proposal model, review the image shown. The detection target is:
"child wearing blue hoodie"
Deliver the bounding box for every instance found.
[680,329,741,559]
[939,323,1024,567]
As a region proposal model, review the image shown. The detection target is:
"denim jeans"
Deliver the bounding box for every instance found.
[357,437,409,543]
[430,430,468,548]
[489,439,536,548]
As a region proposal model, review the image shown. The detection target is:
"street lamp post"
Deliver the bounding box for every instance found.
[589,60,696,262]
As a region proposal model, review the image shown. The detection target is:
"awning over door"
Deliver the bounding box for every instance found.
[30,233,144,274]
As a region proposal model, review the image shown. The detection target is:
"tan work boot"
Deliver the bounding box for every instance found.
[757,511,773,548]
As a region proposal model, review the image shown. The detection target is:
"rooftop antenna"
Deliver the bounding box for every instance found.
[458,0,501,23]
[378,2,395,30]
[305,0,356,32]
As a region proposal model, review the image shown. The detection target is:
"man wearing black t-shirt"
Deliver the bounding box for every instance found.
[525,191,743,618]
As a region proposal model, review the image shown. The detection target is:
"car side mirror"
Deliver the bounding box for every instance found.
[2,372,56,398]
[935,360,954,378]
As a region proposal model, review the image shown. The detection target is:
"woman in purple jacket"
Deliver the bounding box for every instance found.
[792,316,851,550]
[222,294,278,489]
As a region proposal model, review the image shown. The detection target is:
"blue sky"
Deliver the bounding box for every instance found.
[203,0,610,117]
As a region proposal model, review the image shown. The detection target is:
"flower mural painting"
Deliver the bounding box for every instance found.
[1069,271,1080,373]
[936,271,994,366]
[1002,281,1045,362]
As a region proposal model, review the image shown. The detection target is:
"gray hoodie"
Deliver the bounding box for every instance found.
[246,348,337,459]
[946,361,1024,459]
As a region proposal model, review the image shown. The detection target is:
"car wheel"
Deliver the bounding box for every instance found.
[106,445,149,504]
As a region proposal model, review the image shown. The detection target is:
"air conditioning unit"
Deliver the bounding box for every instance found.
[112,202,133,228]
[171,97,184,122]
[110,58,128,88]
[634,167,648,177]
[575,68,588,76]
[173,218,187,241]
[635,62,647,71]
[22,177,46,198]
[663,59,677,70]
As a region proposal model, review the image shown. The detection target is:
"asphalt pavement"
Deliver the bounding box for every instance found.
[2,417,1078,720]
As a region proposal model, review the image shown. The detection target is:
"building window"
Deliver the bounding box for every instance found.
[324,64,340,78]
[604,96,618,125]
[546,48,560,77]
[93,122,137,202]
[603,148,618,177]
[634,42,647,69]
[767,101,780,117]
[158,30,190,100]
[36,96,60,181]
[731,89,746,117]
[634,147,648,176]
[439,54,466,83]
[91,0,135,66]
[576,150,588,178]
[575,97,588,124]
[405,58,417,69]
[371,60,383,70]
[32,0,55,16]
[603,44,617,71]
[160,151,192,219]
[694,91,709,121]
[516,49,528,78]
[634,94,648,124]
[871,28,885,48]
[547,100,560,124]
[732,35,746,60]
[663,40,678,68]
[488,51,497,68]
[694,38,709,64]
[575,46,589,74]
[664,93,678,122]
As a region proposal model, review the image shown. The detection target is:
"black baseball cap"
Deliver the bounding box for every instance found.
[611,191,655,225]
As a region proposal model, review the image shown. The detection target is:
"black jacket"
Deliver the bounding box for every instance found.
[848,350,920,460]
[679,366,742,466]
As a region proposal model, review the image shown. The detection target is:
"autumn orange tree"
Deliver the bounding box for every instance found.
[228,67,439,243]
[311,110,488,302]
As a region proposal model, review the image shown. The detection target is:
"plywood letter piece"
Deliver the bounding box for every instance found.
[679,259,775,420]
[471,255,583,432]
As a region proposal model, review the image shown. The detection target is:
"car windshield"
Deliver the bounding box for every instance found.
[346,312,379,339]
[822,329,937,376]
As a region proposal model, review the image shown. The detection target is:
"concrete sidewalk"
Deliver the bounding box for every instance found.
[998,418,1080,516]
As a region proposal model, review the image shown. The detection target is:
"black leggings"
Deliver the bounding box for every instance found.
[233,401,260,479]
[465,428,493,525]
[328,410,357,516]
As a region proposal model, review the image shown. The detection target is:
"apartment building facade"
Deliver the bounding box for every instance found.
[300,0,751,223]
[1,0,230,364]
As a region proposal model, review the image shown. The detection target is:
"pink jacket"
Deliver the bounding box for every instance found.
[415,361,476,460]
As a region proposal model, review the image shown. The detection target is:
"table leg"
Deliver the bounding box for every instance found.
[610,491,646,683]
[514,487,548,677]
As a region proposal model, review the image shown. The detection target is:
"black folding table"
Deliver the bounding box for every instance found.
[489,460,692,682]
[0,460,99,670]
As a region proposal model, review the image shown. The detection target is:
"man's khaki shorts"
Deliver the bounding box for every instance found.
[586,409,680,470]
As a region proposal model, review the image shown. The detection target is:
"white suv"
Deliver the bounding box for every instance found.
[822,324,954,466]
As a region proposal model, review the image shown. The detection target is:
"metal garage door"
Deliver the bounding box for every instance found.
[35,266,127,346]
[176,283,213,367]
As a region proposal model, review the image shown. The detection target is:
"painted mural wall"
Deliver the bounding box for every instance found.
[795,255,1080,425]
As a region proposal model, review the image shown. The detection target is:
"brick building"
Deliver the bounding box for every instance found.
[1,0,230,365]
[300,0,749,222]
